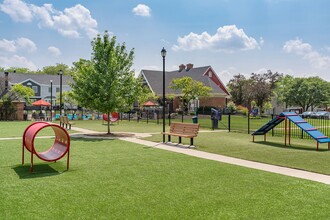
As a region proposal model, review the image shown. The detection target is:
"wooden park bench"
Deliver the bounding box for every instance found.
[60,116,73,129]
[161,122,200,146]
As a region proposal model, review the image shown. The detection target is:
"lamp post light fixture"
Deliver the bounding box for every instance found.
[161,47,167,143]
[58,70,63,116]
[50,80,53,122]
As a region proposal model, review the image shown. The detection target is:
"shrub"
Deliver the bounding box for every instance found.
[237,105,248,116]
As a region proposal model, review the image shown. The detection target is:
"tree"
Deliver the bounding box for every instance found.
[56,91,78,117]
[0,77,34,120]
[71,31,141,133]
[249,71,282,113]
[278,76,330,111]
[36,63,73,75]
[170,76,212,114]
[4,67,34,73]
[273,75,295,108]
[227,71,282,113]
[227,74,247,106]
[10,84,35,105]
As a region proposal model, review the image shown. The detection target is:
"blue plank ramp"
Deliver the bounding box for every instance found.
[252,112,330,144]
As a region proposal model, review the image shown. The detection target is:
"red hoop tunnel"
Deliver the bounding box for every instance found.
[22,122,70,173]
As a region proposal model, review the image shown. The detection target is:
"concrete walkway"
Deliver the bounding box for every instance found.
[70,126,330,185]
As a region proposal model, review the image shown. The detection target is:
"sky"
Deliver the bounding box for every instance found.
[0,0,329,84]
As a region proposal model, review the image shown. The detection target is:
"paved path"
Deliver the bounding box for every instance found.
[63,126,330,185]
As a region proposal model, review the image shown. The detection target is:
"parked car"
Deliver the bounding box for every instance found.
[316,111,330,119]
[300,111,313,118]
[310,111,330,119]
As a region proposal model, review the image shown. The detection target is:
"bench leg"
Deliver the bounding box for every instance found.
[190,138,193,146]
[168,135,171,142]
[179,137,182,144]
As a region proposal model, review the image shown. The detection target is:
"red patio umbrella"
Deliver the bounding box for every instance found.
[32,99,51,107]
[143,101,157,107]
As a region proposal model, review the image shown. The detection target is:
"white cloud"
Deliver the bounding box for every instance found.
[172,25,260,52]
[0,0,33,22]
[48,46,61,57]
[0,55,37,70]
[0,37,37,53]
[52,4,98,39]
[132,4,151,17]
[218,67,240,84]
[283,38,330,69]
[0,39,16,52]
[16,38,37,52]
[142,65,159,70]
[0,1,98,39]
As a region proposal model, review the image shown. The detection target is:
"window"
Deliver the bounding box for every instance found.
[56,87,60,93]
[48,87,52,93]
[32,86,38,93]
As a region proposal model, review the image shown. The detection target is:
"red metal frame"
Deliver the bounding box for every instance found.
[22,122,70,173]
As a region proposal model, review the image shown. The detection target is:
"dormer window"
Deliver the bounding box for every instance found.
[32,86,38,93]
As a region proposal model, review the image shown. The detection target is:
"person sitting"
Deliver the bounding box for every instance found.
[39,112,45,120]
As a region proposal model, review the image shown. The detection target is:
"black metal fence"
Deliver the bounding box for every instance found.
[117,110,330,140]
[221,113,330,139]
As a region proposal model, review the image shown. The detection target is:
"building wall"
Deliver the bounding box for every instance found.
[13,101,24,120]
[199,97,226,109]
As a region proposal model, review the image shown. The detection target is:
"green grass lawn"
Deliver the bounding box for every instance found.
[144,131,330,175]
[72,119,170,133]
[19,119,329,175]
[1,138,330,219]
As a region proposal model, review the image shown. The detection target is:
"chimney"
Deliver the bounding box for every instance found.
[179,64,185,72]
[4,72,8,91]
[186,63,193,71]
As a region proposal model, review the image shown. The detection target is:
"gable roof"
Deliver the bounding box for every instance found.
[6,72,73,86]
[140,66,230,97]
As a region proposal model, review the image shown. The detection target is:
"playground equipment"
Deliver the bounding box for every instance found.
[252,112,330,150]
[22,122,70,173]
[103,112,119,124]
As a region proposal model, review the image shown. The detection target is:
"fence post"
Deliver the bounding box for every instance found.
[228,113,231,132]
[271,114,274,136]
[247,113,250,134]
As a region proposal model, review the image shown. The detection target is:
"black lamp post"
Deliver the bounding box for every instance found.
[161,47,167,142]
[58,70,63,116]
[50,80,53,121]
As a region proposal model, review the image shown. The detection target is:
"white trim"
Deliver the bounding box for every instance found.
[203,66,231,96]
[139,70,155,94]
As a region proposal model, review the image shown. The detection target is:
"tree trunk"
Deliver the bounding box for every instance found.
[107,112,111,134]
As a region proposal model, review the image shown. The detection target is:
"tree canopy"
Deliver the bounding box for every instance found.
[275,76,330,111]
[71,31,141,133]
[170,76,212,112]
[227,71,282,113]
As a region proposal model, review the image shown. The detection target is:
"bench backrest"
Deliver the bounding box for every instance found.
[170,122,200,137]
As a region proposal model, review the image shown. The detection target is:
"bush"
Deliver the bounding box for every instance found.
[227,101,237,113]
[237,105,248,116]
